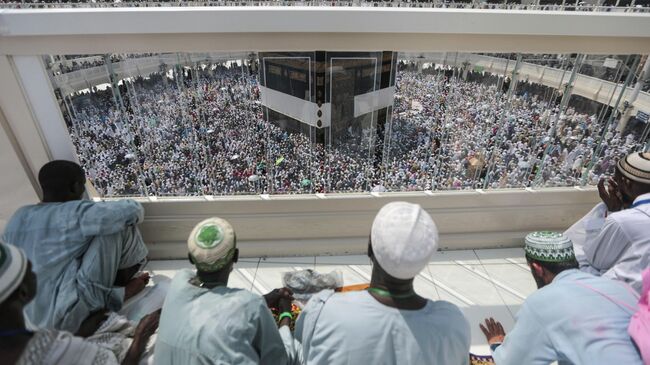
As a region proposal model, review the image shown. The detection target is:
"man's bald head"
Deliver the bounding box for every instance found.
[38,160,86,203]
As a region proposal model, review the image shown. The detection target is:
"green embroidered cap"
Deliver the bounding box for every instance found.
[0,242,28,304]
[188,218,236,272]
[524,231,575,263]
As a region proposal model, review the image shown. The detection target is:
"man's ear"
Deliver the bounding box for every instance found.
[367,237,373,259]
[188,253,195,265]
[530,261,545,278]
[622,175,634,192]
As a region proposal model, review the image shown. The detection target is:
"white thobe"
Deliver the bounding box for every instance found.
[154,269,293,365]
[566,193,650,292]
[293,290,471,365]
[493,269,642,365]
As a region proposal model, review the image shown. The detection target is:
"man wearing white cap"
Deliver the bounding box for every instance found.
[565,152,650,292]
[481,232,642,365]
[154,217,297,365]
[0,242,161,365]
[292,201,470,365]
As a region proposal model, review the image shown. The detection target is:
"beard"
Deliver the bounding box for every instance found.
[532,271,547,289]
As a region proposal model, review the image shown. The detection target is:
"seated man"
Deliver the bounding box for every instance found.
[0,242,160,365]
[565,152,650,292]
[155,217,295,365]
[293,201,471,365]
[1,160,150,332]
[481,231,642,365]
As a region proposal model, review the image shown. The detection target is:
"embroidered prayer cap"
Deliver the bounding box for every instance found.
[371,201,439,280]
[617,152,650,184]
[524,231,575,263]
[0,241,28,304]
[188,217,236,273]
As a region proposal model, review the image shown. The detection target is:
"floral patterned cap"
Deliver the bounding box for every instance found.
[524,231,575,263]
[188,217,236,272]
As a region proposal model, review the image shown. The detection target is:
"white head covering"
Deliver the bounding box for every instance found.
[187,217,236,272]
[617,152,650,184]
[524,231,575,263]
[371,202,439,279]
[0,242,28,304]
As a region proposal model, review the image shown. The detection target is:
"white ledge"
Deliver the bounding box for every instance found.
[1,7,650,37]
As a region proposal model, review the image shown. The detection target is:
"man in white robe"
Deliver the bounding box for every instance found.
[292,202,471,365]
[1,161,150,333]
[481,231,642,365]
[565,152,650,292]
[0,242,160,365]
[154,217,296,365]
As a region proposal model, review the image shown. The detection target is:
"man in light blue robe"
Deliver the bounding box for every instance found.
[293,202,471,365]
[481,231,642,365]
[1,160,149,333]
[155,217,297,365]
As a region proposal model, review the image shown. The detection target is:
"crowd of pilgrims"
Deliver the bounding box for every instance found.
[64,62,641,197]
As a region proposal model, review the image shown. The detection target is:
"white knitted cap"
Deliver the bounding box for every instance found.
[371,202,439,279]
[187,217,236,272]
[618,152,650,184]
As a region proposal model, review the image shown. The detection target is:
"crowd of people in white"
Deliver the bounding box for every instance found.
[64,63,643,196]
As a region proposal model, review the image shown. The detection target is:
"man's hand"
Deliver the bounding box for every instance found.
[277,290,294,328]
[278,295,293,314]
[133,309,161,344]
[122,309,161,365]
[76,310,109,338]
[264,287,294,309]
[598,177,623,212]
[124,272,150,301]
[480,317,506,345]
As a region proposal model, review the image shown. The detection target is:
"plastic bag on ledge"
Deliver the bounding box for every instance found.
[282,269,343,306]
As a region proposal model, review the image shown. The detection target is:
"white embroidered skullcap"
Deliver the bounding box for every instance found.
[524,231,575,263]
[0,242,28,304]
[187,217,236,272]
[371,202,439,279]
[617,152,650,184]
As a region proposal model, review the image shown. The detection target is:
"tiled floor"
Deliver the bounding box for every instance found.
[146,248,536,355]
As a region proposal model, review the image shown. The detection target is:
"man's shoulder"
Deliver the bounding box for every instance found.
[608,206,648,225]
[3,203,59,233]
[168,270,266,309]
[421,300,470,330]
[328,290,365,302]
[7,203,48,218]
[4,205,32,225]
[427,299,467,318]
[526,270,597,306]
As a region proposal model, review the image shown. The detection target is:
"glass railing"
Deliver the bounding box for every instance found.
[47,51,650,197]
[2,1,649,11]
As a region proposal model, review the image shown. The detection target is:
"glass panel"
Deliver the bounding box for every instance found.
[53,54,150,197]
[512,53,579,189]
[47,51,650,197]
[546,54,643,188]
[326,51,387,193]
[259,52,316,194]
[384,56,439,192]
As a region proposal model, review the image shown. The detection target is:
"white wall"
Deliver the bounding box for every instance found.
[0,117,39,232]
[132,188,600,259]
